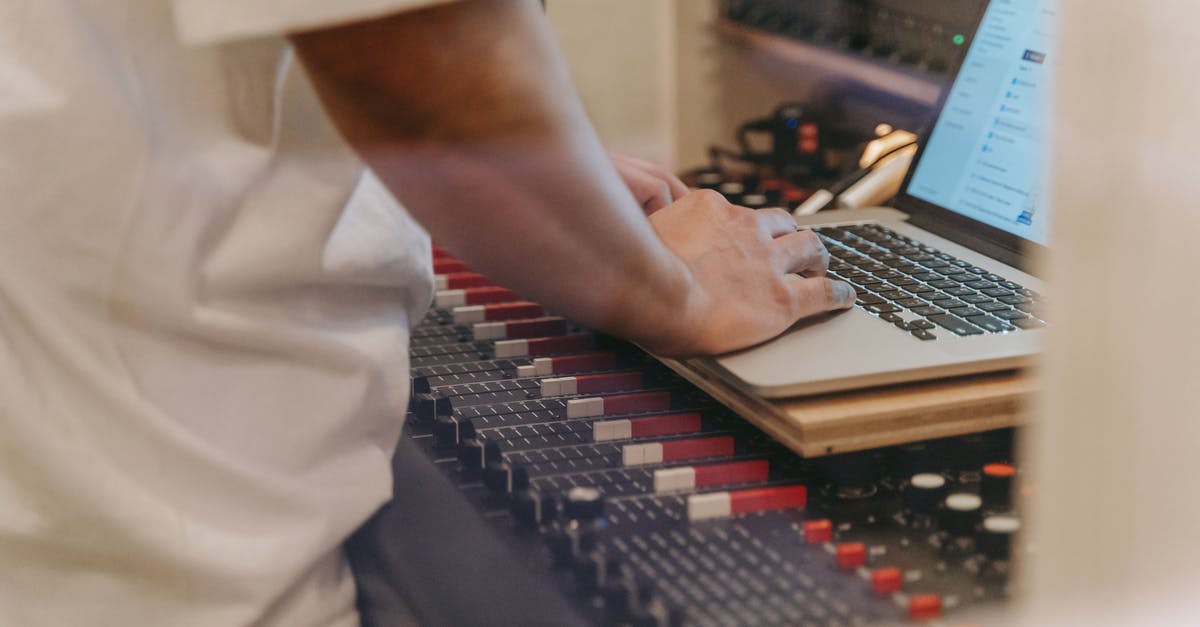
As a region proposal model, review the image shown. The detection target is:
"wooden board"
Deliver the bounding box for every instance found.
[660,357,1034,458]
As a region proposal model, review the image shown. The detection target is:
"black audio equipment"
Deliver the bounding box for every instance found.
[719,0,987,78]
[347,246,1022,627]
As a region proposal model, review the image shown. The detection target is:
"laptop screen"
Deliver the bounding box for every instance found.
[905,0,1057,247]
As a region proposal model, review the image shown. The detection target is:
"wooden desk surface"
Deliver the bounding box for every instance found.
[660,358,1034,458]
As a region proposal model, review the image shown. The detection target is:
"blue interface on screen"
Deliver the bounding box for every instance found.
[906,0,1057,246]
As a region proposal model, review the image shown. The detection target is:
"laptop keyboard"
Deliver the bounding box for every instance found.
[813,224,1046,341]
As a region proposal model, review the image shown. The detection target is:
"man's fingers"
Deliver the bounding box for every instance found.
[614,152,690,200]
[660,168,690,201]
[787,276,857,318]
[610,151,689,214]
[754,208,799,239]
[617,164,673,213]
[642,183,673,214]
[771,229,830,276]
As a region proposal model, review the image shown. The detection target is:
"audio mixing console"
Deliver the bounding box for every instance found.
[349,245,1024,627]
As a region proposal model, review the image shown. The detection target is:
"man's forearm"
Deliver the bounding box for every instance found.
[292,0,691,348]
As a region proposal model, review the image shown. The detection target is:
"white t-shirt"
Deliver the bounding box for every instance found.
[0,1,454,625]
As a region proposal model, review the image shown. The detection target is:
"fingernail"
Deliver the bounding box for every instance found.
[835,281,856,306]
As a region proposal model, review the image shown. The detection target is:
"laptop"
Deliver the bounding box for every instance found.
[694,0,1057,398]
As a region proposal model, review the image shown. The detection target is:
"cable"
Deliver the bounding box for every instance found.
[793,139,917,216]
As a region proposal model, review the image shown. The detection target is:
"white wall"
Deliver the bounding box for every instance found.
[546,0,678,167]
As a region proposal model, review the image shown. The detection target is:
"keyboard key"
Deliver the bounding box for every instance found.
[894,263,922,274]
[978,301,1012,312]
[994,309,1030,320]
[887,277,918,287]
[965,314,1015,333]
[912,305,944,316]
[982,287,1014,298]
[946,273,976,283]
[866,303,900,314]
[965,280,994,289]
[925,292,955,302]
[913,272,942,282]
[911,329,937,341]
[855,277,883,286]
[960,293,994,305]
[922,259,950,269]
[909,319,936,330]
[860,263,887,273]
[906,284,934,294]
[879,312,903,324]
[944,286,976,297]
[950,259,972,268]
[984,274,1005,282]
[1000,280,1023,290]
[967,266,989,274]
[856,294,885,306]
[927,313,984,336]
[999,294,1032,306]
[839,270,867,281]
[932,266,961,276]
[874,289,902,300]
[873,270,901,280]
[929,279,959,289]
[949,306,985,318]
[896,298,927,308]
[1012,317,1046,329]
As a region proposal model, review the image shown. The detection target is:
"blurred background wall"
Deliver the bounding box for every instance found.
[1021,0,1200,623]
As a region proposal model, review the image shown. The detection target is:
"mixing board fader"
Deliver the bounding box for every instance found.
[362,245,1023,626]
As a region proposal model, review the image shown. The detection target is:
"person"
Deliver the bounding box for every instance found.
[0,0,854,625]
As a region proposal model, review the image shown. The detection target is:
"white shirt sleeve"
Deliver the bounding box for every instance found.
[171,0,460,46]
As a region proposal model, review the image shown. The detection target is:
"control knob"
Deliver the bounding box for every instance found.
[562,486,606,521]
[511,489,557,528]
[939,493,983,537]
[903,473,947,519]
[457,438,501,473]
[433,415,475,450]
[980,463,1016,511]
[482,461,530,495]
[977,514,1020,562]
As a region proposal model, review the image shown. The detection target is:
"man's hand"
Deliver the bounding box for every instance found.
[638,191,856,355]
[609,150,689,214]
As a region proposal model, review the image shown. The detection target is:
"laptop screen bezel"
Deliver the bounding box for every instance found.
[891,0,1049,274]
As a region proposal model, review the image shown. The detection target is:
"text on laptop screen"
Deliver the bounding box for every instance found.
[906,0,1057,246]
